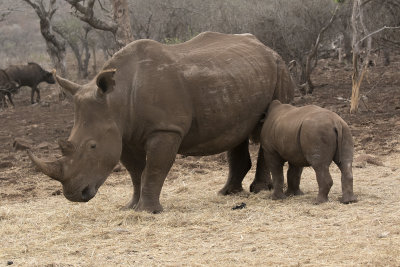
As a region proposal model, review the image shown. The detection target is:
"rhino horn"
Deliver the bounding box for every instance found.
[27,150,64,182]
[58,139,75,156]
[53,70,81,95]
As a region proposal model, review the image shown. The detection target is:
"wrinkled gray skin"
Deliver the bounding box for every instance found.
[0,69,19,108]
[5,62,55,104]
[261,100,357,204]
[29,32,294,213]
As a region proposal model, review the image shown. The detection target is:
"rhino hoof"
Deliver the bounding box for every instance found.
[340,194,358,204]
[271,192,287,200]
[285,189,304,196]
[314,195,329,204]
[249,182,273,193]
[134,202,163,214]
[218,185,243,195]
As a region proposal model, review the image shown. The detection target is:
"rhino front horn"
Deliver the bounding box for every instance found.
[27,150,64,182]
[54,72,81,96]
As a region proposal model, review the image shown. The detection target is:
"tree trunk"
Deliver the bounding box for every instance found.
[91,45,97,74]
[80,27,91,79]
[300,4,339,95]
[342,30,353,63]
[112,0,134,48]
[23,0,67,77]
[350,0,371,114]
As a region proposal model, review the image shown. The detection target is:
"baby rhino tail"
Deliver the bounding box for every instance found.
[334,120,343,164]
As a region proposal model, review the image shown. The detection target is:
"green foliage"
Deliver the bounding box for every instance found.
[163,28,199,45]
[163,37,183,45]
[334,0,345,3]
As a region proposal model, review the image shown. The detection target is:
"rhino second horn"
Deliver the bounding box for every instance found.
[54,73,81,96]
[27,150,64,182]
[58,139,75,156]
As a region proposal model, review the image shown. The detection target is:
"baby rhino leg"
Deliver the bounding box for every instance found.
[264,150,286,200]
[286,164,304,196]
[337,161,357,204]
[313,165,333,204]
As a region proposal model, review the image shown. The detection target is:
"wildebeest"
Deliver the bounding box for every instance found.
[29,32,294,213]
[5,62,55,104]
[260,100,357,204]
[0,69,19,108]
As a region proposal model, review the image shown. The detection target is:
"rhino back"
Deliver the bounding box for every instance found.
[103,32,292,155]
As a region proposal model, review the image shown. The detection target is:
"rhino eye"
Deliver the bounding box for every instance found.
[88,141,97,149]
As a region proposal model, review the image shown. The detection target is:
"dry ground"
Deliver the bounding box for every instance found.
[0,56,399,266]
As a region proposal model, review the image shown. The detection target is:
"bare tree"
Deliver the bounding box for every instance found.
[301,4,340,94]
[0,7,13,22]
[53,19,91,78]
[22,0,66,76]
[350,0,400,113]
[65,0,133,50]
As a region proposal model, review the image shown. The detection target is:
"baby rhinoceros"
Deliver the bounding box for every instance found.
[261,100,357,204]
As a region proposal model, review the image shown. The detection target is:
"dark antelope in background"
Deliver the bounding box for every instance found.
[5,62,55,104]
[0,69,19,108]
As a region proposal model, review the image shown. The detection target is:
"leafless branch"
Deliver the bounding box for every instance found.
[356,26,400,45]
[65,0,117,33]
[381,37,400,47]
[97,0,110,13]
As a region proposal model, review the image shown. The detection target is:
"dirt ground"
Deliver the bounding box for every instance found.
[0,57,399,266]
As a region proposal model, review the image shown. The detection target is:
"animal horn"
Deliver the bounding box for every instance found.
[53,70,81,95]
[27,150,64,182]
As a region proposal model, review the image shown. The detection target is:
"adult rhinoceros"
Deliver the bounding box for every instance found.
[29,32,294,213]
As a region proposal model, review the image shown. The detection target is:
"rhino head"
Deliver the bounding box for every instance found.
[29,69,122,202]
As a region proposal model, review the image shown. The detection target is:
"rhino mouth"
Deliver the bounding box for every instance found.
[63,183,100,202]
[81,185,98,202]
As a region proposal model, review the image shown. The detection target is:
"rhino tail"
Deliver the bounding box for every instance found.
[272,56,295,104]
[334,121,343,164]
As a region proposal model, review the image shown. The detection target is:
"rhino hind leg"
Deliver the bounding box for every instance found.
[250,147,273,193]
[313,165,333,204]
[219,139,251,195]
[285,164,304,196]
[337,161,357,204]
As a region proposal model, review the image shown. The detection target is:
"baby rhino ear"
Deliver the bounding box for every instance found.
[96,69,116,96]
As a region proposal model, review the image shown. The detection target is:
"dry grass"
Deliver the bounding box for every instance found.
[1,146,400,266]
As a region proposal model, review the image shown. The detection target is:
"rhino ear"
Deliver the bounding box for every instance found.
[96,69,116,97]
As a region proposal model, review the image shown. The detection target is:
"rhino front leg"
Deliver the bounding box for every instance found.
[135,132,182,213]
[219,139,251,195]
[120,146,146,210]
[250,146,273,193]
[286,164,304,196]
[313,165,333,204]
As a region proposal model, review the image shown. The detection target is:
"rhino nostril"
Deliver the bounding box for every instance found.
[81,185,91,201]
